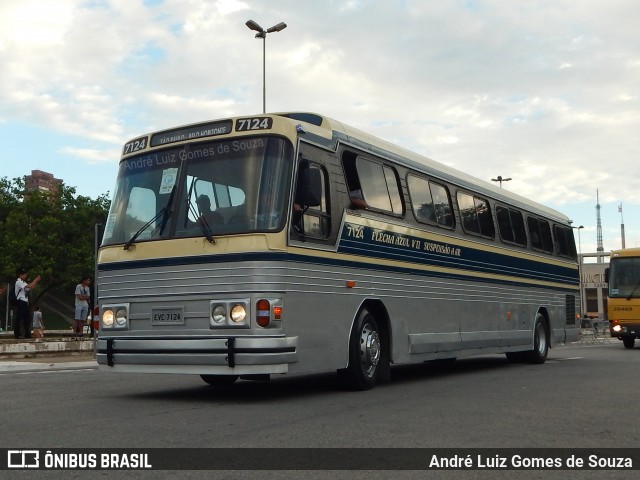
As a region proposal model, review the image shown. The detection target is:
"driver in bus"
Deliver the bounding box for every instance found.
[196,195,224,227]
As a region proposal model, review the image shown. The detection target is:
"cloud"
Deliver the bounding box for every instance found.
[1,0,639,247]
[60,146,121,164]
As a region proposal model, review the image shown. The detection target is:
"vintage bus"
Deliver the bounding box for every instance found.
[96,112,580,389]
[606,248,640,349]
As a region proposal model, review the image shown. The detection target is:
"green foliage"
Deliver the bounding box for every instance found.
[0,176,110,305]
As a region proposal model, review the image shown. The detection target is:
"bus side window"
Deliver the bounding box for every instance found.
[430,182,453,228]
[293,162,331,239]
[497,206,527,247]
[341,151,368,209]
[527,216,553,253]
[554,224,577,259]
[342,151,403,213]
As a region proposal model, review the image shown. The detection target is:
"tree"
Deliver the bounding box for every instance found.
[0,176,110,305]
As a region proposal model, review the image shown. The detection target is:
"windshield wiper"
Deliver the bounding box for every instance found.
[187,197,215,244]
[198,219,216,244]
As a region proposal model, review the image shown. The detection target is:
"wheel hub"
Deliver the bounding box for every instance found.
[360,323,380,375]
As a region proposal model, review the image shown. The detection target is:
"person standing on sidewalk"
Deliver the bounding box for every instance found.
[32,305,45,338]
[14,268,42,339]
[74,275,91,337]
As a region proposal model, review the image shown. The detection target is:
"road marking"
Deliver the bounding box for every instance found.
[13,368,97,375]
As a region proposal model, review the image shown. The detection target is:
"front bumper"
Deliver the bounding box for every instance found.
[96,335,298,375]
[610,325,640,339]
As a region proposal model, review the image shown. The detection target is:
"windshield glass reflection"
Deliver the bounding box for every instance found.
[102,136,293,246]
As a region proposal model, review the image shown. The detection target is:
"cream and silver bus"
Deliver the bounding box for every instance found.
[97,112,580,389]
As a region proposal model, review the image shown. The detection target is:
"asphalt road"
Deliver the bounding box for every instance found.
[1,341,638,480]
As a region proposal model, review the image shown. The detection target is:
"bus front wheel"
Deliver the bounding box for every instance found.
[623,337,635,349]
[339,309,383,390]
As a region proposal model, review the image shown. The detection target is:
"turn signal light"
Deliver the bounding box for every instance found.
[256,299,270,327]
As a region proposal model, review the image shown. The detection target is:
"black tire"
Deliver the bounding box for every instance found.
[622,337,635,349]
[200,374,238,386]
[522,314,549,364]
[505,351,524,363]
[339,309,383,390]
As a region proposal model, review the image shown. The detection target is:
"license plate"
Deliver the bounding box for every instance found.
[151,307,184,325]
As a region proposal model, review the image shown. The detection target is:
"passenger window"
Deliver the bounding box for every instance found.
[554,225,577,259]
[540,221,553,252]
[355,157,403,214]
[430,183,453,228]
[408,174,454,228]
[527,217,554,253]
[457,192,494,238]
[496,206,527,246]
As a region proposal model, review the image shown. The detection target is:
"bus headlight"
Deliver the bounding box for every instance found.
[115,308,128,327]
[209,299,250,328]
[102,309,114,327]
[230,304,246,323]
[212,305,226,324]
[101,304,129,330]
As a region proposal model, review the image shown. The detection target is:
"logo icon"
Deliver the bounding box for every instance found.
[7,450,39,468]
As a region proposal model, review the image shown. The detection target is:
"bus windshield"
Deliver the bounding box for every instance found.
[102,136,293,246]
[609,257,640,298]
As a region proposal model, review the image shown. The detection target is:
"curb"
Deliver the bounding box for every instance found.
[0,337,95,360]
[0,360,98,373]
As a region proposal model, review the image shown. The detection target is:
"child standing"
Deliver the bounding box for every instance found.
[32,305,45,338]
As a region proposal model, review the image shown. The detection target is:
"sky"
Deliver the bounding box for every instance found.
[1,0,639,255]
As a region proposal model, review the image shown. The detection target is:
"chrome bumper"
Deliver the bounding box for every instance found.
[96,335,298,375]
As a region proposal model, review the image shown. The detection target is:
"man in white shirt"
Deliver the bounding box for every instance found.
[14,268,41,339]
[74,275,92,337]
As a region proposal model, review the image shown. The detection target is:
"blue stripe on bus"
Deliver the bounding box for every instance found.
[98,250,578,292]
[337,224,578,286]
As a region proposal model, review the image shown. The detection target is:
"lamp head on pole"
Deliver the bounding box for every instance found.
[246,19,263,32]
[246,20,266,38]
[267,22,287,33]
[491,175,512,187]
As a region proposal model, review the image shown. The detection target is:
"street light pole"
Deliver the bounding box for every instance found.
[245,20,287,114]
[491,175,512,188]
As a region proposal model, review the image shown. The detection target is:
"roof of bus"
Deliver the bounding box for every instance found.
[277,112,571,225]
[131,112,571,225]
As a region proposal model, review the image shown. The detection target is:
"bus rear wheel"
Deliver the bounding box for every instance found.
[622,337,635,349]
[200,374,238,386]
[339,309,383,390]
[522,314,548,364]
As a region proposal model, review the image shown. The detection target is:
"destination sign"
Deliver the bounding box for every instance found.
[150,120,233,147]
